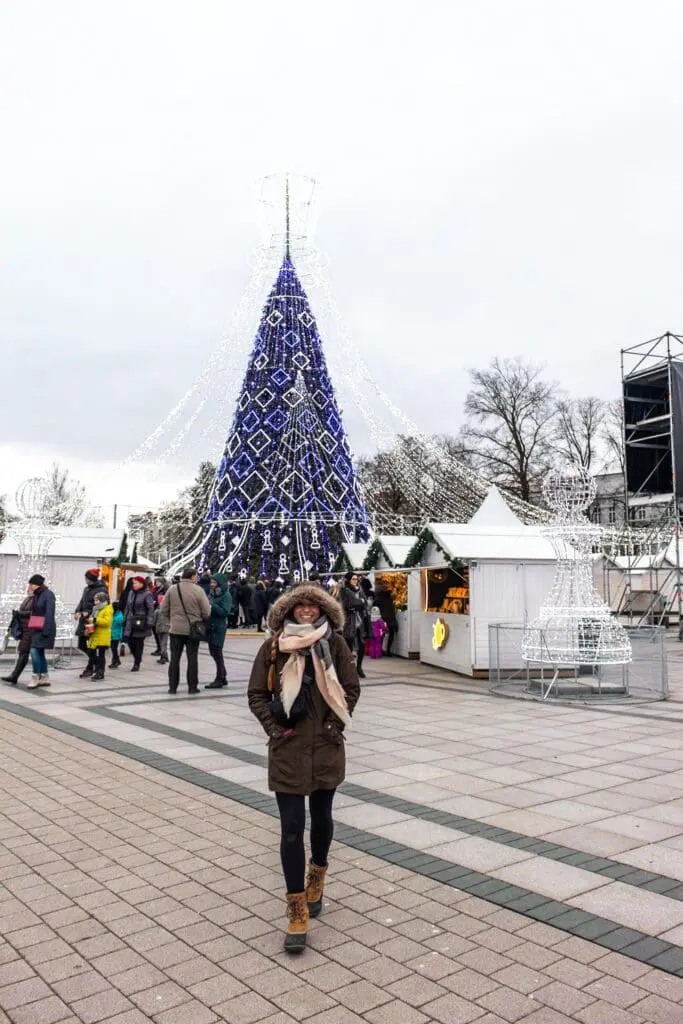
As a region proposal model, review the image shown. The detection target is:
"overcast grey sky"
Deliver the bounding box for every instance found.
[1,0,682,508]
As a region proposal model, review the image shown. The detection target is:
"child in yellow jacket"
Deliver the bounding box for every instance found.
[87,592,113,681]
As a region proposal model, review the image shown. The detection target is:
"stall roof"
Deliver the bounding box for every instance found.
[468,486,522,528]
[374,535,417,567]
[410,522,557,564]
[434,523,557,561]
[340,543,371,570]
[0,526,124,560]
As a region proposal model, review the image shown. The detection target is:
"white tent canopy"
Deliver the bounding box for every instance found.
[0,527,124,560]
[467,485,523,529]
[339,543,370,571]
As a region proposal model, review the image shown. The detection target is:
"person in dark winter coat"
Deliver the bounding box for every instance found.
[74,569,109,677]
[248,583,360,954]
[25,574,56,689]
[237,578,255,627]
[227,576,240,629]
[254,579,269,632]
[340,572,369,678]
[199,572,232,689]
[373,581,398,656]
[150,577,169,656]
[267,578,283,607]
[2,590,33,685]
[122,576,155,671]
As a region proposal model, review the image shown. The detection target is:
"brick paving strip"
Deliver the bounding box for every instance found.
[89,706,683,906]
[2,713,683,1024]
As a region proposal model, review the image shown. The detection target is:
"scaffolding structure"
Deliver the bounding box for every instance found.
[618,331,683,628]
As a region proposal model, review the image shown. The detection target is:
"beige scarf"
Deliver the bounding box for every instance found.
[278,619,351,727]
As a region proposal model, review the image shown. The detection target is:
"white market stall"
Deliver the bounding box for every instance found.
[0,527,124,613]
[336,542,371,573]
[405,488,558,676]
[363,535,421,659]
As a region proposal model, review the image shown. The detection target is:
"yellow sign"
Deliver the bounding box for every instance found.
[432,617,449,651]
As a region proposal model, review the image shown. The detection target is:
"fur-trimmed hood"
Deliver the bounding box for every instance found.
[267,584,345,632]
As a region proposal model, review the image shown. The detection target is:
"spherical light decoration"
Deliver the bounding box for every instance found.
[542,465,596,517]
[15,478,50,520]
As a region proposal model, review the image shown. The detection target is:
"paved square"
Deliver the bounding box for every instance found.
[1,636,683,1021]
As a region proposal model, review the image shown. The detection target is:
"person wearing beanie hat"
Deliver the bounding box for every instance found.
[122,576,155,671]
[87,592,113,681]
[26,574,56,689]
[74,570,109,677]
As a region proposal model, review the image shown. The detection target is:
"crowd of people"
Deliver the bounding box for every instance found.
[1,566,397,693]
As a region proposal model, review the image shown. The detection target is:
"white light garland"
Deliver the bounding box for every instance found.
[113,174,549,553]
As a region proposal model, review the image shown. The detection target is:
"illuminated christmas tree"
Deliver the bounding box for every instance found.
[197,247,370,579]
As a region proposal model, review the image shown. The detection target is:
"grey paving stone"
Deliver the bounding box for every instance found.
[570,917,622,941]
[647,946,683,974]
[596,927,646,951]
[617,936,672,963]
[526,901,569,922]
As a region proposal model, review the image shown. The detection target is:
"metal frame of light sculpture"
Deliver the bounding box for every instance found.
[0,479,74,643]
[522,466,632,677]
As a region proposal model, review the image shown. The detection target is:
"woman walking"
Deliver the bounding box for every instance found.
[340,572,369,678]
[1,588,33,685]
[26,574,56,689]
[204,573,232,689]
[122,576,154,671]
[248,584,360,953]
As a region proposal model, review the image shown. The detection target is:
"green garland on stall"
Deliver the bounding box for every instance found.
[362,538,389,571]
[404,529,464,572]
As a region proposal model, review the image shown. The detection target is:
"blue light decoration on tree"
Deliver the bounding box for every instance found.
[197,252,370,579]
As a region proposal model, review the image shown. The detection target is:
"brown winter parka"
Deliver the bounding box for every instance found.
[248,585,361,795]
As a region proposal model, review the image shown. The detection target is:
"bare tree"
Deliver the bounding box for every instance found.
[356,435,479,528]
[460,357,557,503]
[553,396,606,470]
[126,462,216,564]
[180,461,217,525]
[602,398,625,474]
[0,495,12,543]
[41,464,87,525]
[356,450,408,516]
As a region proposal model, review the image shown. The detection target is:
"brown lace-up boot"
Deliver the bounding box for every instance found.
[284,892,309,952]
[306,862,328,918]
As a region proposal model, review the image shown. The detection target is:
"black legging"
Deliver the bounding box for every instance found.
[128,637,145,666]
[276,789,336,894]
[208,642,227,683]
[79,634,97,669]
[345,632,365,674]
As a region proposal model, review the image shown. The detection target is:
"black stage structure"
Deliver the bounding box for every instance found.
[621,331,683,628]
